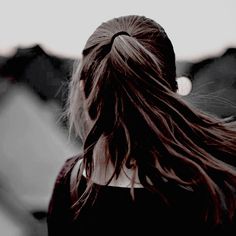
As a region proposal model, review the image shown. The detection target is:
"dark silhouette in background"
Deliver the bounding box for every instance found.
[178,48,236,121]
[0,45,75,107]
[0,44,236,122]
[1,45,235,121]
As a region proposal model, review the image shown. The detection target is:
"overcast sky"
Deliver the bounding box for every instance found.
[0,0,235,60]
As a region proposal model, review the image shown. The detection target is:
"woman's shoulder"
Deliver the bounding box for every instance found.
[48,154,83,212]
[54,154,82,186]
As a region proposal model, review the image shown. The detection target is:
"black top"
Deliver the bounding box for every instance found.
[47,156,236,235]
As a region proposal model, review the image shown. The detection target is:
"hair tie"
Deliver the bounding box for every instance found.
[110,31,130,45]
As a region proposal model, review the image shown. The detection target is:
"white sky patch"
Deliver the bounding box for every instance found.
[0,0,235,60]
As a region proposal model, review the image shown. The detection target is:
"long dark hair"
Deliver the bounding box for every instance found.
[68,15,236,225]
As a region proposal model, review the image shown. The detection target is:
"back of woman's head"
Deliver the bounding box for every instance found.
[82,15,177,93]
[68,15,236,226]
[70,15,178,152]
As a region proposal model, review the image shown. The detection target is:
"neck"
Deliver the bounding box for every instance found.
[89,140,143,188]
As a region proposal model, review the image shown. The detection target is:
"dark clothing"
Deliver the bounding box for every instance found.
[47,156,236,235]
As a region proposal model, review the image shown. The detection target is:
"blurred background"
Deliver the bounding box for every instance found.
[0,0,236,235]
